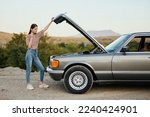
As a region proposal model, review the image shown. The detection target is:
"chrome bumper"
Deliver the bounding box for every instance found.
[46,67,64,81]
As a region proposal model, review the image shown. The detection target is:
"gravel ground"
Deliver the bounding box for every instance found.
[0,67,150,100]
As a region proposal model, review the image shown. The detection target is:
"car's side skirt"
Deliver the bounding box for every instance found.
[94,71,113,80]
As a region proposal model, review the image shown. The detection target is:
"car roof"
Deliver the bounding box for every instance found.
[126,32,150,36]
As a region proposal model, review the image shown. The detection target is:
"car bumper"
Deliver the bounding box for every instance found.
[46,67,64,81]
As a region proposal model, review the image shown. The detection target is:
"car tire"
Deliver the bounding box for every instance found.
[64,65,93,94]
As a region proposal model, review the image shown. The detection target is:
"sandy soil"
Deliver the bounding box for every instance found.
[0,67,150,100]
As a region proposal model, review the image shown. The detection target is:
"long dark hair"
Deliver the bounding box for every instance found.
[28,24,38,34]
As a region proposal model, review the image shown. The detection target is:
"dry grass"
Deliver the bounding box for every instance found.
[0,32,13,46]
[47,36,119,46]
[0,31,119,47]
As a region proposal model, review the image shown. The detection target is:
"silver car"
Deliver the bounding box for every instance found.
[47,14,150,94]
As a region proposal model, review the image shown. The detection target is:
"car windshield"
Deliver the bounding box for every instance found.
[105,34,131,53]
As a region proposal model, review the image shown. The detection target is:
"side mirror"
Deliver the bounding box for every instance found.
[121,46,129,55]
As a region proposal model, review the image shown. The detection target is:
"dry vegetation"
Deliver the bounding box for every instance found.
[46,36,118,47]
[0,32,13,46]
[0,31,119,47]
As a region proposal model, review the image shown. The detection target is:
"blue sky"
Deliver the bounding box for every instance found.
[0,0,150,36]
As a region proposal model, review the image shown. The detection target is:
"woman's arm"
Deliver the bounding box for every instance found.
[43,17,54,32]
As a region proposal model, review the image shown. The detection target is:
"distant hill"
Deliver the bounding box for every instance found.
[75,30,120,37]
[48,35,118,47]
[0,31,13,46]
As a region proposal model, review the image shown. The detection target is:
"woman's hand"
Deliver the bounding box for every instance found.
[51,17,54,22]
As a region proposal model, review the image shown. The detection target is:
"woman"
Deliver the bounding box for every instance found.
[25,18,54,90]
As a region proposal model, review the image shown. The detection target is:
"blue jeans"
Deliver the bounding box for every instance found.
[25,49,45,83]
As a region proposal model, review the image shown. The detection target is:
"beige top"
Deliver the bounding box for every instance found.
[26,30,44,49]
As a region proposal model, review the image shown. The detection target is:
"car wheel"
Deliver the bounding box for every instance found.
[64,65,93,94]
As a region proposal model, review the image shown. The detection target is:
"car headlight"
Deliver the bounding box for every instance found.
[51,59,59,69]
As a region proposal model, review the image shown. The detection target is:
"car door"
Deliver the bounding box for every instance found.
[112,36,150,80]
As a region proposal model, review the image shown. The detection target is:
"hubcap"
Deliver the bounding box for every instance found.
[69,71,88,90]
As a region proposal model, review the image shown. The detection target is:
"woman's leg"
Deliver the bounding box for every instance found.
[25,52,33,83]
[33,56,45,82]
[33,54,49,88]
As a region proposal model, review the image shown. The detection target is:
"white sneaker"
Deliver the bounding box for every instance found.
[26,84,34,90]
[39,83,49,89]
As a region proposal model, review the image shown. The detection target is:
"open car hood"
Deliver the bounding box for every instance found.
[53,14,107,53]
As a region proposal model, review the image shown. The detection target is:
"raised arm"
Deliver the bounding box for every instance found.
[43,17,54,32]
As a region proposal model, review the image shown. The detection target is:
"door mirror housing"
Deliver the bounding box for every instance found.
[121,46,129,55]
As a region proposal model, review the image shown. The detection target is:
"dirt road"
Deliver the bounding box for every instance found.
[0,67,150,100]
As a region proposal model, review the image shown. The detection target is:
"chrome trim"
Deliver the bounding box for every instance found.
[113,71,150,74]
[46,67,64,74]
[94,71,112,74]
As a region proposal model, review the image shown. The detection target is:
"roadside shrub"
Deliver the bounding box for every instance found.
[0,47,8,68]
[6,33,26,69]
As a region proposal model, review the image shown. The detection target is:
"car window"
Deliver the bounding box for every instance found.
[105,34,131,53]
[142,37,150,52]
[127,36,150,52]
[127,37,141,52]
